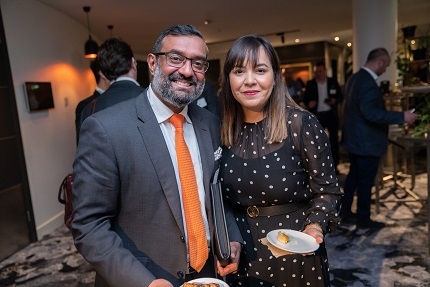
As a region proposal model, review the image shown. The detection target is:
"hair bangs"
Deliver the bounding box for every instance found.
[225,36,262,73]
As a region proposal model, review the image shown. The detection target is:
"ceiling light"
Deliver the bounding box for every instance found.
[334,36,340,42]
[204,20,210,25]
[294,38,300,43]
[83,6,98,59]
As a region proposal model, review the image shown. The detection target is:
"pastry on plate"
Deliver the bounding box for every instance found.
[277,231,290,244]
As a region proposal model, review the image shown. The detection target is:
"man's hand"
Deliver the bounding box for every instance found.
[148,279,174,287]
[404,110,418,125]
[325,98,336,105]
[216,241,241,277]
[308,100,317,109]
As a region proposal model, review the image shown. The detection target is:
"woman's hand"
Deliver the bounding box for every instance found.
[148,279,174,287]
[216,241,241,277]
[303,223,324,244]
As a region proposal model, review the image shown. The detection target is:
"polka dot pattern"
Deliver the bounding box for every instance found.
[220,107,341,287]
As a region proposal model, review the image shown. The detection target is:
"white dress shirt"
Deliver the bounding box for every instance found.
[147,86,210,242]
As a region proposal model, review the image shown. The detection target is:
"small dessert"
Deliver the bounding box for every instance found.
[277,231,290,244]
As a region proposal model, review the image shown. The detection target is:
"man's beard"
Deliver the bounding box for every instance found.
[152,65,205,108]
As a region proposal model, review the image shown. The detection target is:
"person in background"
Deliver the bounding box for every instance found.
[72,24,242,287]
[79,38,144,125]
[192,79,221,118]
[218,34,342,287]
[340,47,417,229]
[283,68,304,105]
[303,62,343,173]
[74,59,110,144]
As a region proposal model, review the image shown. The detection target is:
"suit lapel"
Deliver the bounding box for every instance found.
[135,91,184,233]
[134,93,216,234]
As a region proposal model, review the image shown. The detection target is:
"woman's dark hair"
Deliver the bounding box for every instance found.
[220,34,295,146]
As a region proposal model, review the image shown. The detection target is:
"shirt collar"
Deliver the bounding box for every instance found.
[96,87,105,94]
[362,66,378,80]
[113,76,140,86]
[147,85,190,124]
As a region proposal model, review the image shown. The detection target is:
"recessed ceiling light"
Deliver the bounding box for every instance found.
[334,36,340,42]
[204,20,210,25]
[294,38,300,43]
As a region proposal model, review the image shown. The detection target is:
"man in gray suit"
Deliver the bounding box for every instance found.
[72,25,242,287]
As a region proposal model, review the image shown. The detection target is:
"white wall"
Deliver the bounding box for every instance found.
[1,0,96,238]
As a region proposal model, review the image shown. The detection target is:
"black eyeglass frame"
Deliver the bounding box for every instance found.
[153,51,209,73]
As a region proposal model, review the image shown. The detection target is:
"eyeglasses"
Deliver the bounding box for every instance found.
[154,52,209,73]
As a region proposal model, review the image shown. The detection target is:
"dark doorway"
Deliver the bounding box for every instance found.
[0,9,36,260]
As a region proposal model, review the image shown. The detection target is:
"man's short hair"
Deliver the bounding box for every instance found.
[366,47,389,62]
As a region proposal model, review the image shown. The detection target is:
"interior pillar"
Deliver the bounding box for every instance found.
[352,0,398,87]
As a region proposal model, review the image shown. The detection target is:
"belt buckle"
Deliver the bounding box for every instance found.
[247,205,259,218]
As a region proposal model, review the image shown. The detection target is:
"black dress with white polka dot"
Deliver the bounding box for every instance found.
[220,106,341,287]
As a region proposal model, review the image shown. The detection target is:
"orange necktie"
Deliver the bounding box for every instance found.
[169,114,208,272]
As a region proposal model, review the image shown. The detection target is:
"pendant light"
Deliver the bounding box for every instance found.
[83,6,98,59]
[107,25,114,37]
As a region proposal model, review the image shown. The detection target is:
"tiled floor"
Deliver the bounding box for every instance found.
[0,165,429,287]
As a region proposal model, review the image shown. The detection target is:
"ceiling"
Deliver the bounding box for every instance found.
[38,0,430,57]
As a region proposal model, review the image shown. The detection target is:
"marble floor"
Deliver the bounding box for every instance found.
[0,165,429,287]
[328,167,430,287]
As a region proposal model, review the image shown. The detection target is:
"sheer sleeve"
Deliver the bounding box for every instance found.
[287,106,342,233]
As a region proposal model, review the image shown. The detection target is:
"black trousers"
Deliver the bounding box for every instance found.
[341,153,380,223]
[316,110,340,167]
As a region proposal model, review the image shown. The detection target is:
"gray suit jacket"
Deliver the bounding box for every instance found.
[72,89,241,287]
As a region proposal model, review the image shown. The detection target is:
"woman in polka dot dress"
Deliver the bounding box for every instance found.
[218,35,342,287]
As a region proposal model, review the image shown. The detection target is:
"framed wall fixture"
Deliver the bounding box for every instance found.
[281,62,312,84]
[23,82,54,112]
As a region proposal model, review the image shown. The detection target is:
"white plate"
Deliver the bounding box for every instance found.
[266,229,319,254]
[182,277,229,287]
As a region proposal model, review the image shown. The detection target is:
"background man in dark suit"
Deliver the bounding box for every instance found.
[79,38,144,126]
[72,25,242,287]
[303,62,343,172]
[283,68,304,105]
[192,80,221,118]
[74,59,110,144]
[340,47,417,229]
